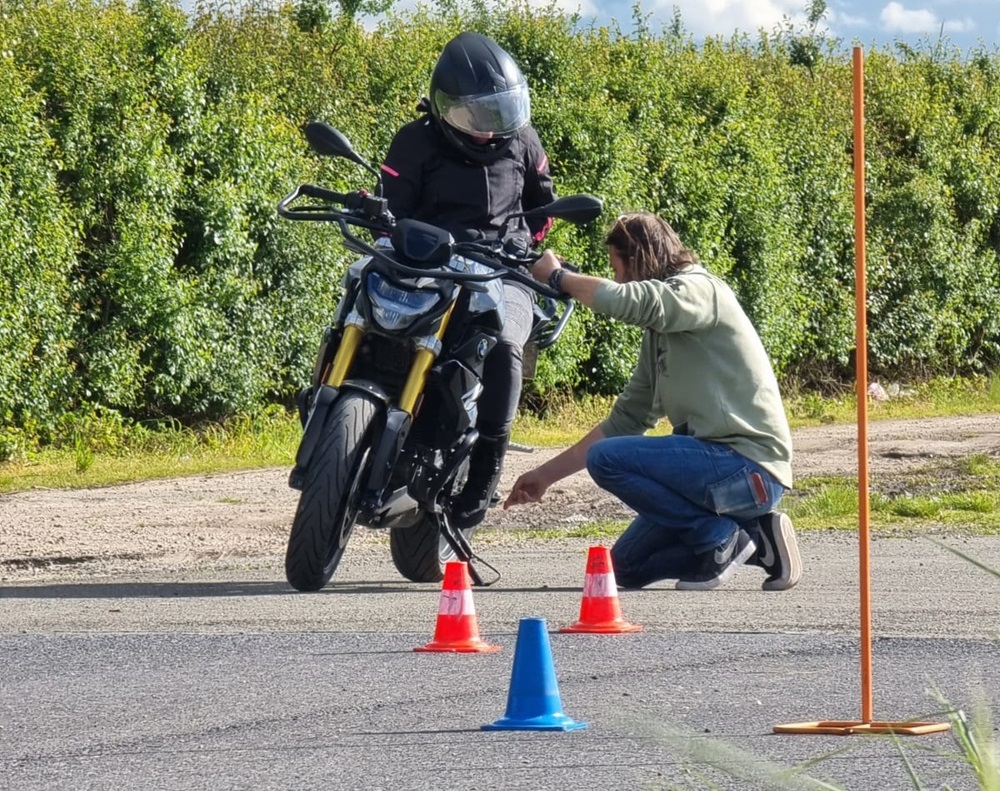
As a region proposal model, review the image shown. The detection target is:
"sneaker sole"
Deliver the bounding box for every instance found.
[676,539,757,591]
[762,514,802,591]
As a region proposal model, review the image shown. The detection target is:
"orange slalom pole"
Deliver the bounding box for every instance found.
[853,44,874,726]
[774,47,948,737]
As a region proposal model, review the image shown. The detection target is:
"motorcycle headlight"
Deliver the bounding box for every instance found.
[366,273,443,332]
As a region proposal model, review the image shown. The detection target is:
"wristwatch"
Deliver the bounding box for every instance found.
[547,267,568,295]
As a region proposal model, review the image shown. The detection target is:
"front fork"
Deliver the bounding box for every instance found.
[298,306,493,582]
[325,305,454,413]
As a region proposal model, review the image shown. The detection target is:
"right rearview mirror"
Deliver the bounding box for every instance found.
[517,194,604,226]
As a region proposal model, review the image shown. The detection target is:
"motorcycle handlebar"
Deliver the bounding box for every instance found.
[276,183,575,300]
[299,183,349,204]
[450,243,576,301]
[277,184,392,229]
[371,246,573,302]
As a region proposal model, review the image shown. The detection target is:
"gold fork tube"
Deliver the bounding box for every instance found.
[398,302,456,414]
[324,325,363,387]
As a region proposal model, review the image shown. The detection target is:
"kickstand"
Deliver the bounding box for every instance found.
[437,512,501,587]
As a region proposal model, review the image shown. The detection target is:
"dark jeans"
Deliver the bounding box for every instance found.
[475,283,533,438]
[586,434,786,588]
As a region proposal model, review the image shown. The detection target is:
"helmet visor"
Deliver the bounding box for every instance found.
[435,84,531,138]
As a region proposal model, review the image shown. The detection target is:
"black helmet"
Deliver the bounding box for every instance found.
[429,32,531,162]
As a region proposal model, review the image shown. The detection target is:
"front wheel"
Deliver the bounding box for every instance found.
[389,515,474,583]
[285,393,380,591]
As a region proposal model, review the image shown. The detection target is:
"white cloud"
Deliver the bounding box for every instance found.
[878,1,972,34]
[941,16,975,32]
[642,0,808,39]
[827,8,868,29]
[880,2,937,33]
[879,0,975,33]
[530,0,602,17]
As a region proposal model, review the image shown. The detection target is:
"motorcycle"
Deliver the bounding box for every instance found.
[277,122,602,591]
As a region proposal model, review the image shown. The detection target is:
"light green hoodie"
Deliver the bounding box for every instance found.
[593,265,793,489]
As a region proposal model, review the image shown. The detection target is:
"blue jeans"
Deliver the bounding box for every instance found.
[586,434,786,588]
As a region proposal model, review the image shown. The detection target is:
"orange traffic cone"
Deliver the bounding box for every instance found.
[415,561,501,653]
[560,545,642,634]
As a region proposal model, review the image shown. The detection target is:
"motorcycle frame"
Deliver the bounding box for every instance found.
[290,246,502,577]
[277,124,602,585]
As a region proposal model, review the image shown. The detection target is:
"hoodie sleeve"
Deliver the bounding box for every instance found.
[592,273,720,333]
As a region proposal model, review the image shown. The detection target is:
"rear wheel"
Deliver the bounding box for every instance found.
[389,515,474,583]
[285,393,380,591]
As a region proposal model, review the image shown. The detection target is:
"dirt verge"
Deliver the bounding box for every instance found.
[2,415,999,582]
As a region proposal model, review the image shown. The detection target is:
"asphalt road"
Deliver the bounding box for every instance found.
[2,532,998,791]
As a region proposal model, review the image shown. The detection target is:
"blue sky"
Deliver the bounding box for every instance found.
[560,0,998,53]
[179,0,999,53]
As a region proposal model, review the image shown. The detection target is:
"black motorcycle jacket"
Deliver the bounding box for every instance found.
[380,115,556,245]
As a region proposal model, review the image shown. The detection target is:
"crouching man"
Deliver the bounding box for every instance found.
[504,212,802,591]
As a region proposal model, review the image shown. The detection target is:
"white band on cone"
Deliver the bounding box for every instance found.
[583,572,618,599]
[439,588,476,616]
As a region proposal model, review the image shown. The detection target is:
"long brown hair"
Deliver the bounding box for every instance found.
[604,213,698,281]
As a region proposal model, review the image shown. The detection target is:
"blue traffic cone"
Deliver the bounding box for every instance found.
[482,617,587,732]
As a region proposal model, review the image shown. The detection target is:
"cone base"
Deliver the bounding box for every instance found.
[414,638,500,653]
[559,620,643,634]
[482,714,587,732]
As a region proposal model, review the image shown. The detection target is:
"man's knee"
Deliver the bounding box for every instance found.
[585,440,605,474]
[586,440,616,484]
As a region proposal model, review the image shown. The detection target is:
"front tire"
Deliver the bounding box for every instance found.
[285,393,380,591]
[389,516,474,583]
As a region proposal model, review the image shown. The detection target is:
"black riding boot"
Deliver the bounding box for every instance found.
[451,434,508,530]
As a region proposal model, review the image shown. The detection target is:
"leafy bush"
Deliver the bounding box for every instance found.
[0,24,77,448]
[3,0,1000,447]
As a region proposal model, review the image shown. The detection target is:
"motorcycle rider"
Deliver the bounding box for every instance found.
[380,31,556,530]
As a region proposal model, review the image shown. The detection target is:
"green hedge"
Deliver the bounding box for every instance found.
[0,38,77,455]
[2,0,999,448]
